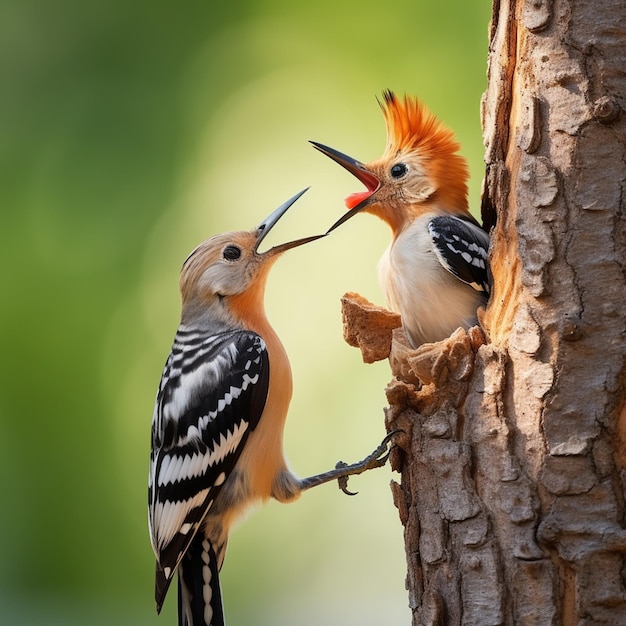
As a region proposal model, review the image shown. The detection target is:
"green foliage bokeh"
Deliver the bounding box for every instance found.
[0,1,490,624]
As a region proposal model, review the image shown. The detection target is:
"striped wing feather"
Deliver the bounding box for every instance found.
[148,328,269,609]
[428,214,490,294]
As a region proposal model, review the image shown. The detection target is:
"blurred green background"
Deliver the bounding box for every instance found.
[0,1,490,624]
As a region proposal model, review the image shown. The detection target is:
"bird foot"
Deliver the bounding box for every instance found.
[299,431,401,495]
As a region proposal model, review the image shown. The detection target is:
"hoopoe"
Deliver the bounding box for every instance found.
[312,90,490,347]
[148,188,393,626]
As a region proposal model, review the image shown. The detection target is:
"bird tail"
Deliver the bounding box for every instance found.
[178,534,225,626]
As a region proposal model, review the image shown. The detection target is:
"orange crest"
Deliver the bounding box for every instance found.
[378,90,459,156]
[378,90,469,211]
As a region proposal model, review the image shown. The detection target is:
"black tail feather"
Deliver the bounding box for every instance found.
[178,534,225,626]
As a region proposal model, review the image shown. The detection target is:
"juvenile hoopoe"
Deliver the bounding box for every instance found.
[312,90,490,348]
[148,189,393,626]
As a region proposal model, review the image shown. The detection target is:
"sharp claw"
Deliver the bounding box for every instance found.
[340,478,359,496]
[377,451,391,465]
[335,462,359,496]
[367,429,403,465]
[382,429,405,448]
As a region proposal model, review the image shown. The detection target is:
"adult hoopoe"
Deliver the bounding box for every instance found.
[148,188,393,626]
[311,90,490,348]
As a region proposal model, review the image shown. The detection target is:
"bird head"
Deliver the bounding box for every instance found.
[312,90,469,234]
[179,188,324,325]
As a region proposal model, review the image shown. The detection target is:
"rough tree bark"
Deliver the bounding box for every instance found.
[342,1,626,623]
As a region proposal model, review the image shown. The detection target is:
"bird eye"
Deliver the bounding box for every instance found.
[390,163,408,178]
[223,245,241,261]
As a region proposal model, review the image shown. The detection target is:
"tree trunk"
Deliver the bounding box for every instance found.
[342,0,626,623]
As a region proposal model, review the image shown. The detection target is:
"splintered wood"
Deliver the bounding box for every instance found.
[340,292,401,363]
[341,291,485,388]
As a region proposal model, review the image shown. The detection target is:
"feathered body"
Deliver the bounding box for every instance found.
[378,213,487,345]
[148,191,319,626]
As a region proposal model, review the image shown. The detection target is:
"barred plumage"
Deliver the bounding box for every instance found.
[428,214,490,295]
[178,534,225,626]
[149,328,269,604]
[147,189,321,626]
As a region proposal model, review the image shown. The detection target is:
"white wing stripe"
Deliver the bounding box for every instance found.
[150,329,268,572]
[154,488,209,549]
[172,375,260,447]
[157,421,250,487]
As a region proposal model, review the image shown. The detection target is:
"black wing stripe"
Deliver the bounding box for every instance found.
[428,215,491,294]
[155,421,250,502]
[148,328,270,598]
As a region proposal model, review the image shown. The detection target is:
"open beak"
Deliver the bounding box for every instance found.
[255,187,326,254]
[310,141,381,233]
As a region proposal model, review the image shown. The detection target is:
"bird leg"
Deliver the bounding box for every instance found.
[299,431,400,496]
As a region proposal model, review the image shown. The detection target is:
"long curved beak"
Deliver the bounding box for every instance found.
[255,187,326,254]
[310,141,381,233]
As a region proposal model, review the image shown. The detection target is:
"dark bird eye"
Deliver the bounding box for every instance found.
[391,163,408,178]
[223,245,241,261]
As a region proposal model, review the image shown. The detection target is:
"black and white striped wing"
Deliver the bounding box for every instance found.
[148,327,269,609]
[428,214,491,295]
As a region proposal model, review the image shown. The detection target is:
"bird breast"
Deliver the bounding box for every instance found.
[377,214,482,347]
